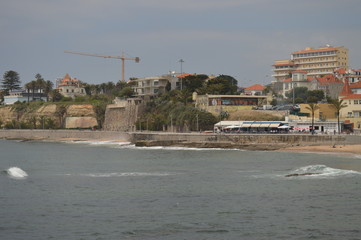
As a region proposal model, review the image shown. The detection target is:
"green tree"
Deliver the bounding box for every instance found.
[306,90,324,103]
[305,103,319,134]
[55,105,67,128]
[182,74,208,93]
[285,87,308,103]
[2,70,21,94]
[330,99,347,134]
[93,102,108,129]
[118,87,134,98]
[44,80,54,101]
[206,75,238,95]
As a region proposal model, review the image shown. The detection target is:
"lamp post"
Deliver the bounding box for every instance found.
[179,59,184,90]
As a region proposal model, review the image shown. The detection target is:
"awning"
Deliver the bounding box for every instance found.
[259,123,271,128]
[224,125,239,129]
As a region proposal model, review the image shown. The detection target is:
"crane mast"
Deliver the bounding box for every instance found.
[64,50,140,81]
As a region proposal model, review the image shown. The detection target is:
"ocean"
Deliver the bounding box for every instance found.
[1,139,361,240]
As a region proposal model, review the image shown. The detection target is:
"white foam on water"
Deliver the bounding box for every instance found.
[6,167,28,179]
[286,164,361,178]
[63,140,242,151]
[120,145,243,151]
[66,140,132,146]
[78,172,174,178]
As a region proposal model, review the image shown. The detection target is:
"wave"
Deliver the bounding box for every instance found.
[285,165,361,178]
[64,140,242,151]
[77,172,174,178]
[5,167,28,179]
[66,140,132,146]
[126,146,243,151]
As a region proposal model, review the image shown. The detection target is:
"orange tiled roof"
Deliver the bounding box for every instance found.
[334,68,347,74]
[317,74,342,84]
[350,81,361,89]
[283,78,292,83]
[292,47,338,55]
[339,78,353,96]
[341,94,361,100]
[177,73,192,78]
[245,84,265,91]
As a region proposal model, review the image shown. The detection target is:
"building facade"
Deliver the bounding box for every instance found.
[273,45,349,82]
[3,89,47,105]
[57,73,86,98]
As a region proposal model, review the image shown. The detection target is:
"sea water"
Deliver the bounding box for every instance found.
[1,139,361,240]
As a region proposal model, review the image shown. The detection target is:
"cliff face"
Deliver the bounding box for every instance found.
[0,104,97,129]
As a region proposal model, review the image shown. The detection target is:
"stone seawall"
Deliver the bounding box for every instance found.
[1,130,359,151]
[130,132,351,150]
[0,130,130,141]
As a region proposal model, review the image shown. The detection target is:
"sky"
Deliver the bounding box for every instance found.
[1,0,361,87]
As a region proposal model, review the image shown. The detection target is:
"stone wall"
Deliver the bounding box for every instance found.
[130,132,352,150]
[0,129,130,141]
[103,102,144,131]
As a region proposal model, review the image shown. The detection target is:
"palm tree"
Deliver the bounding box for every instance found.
[24,82,32,103]
[44,80,54,101]
[306,103,320,134]
[330,99,348,134]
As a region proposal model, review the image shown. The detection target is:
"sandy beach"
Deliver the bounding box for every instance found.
[277,144,361,156]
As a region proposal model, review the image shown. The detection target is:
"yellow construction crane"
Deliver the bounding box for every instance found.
[64,50,140,81]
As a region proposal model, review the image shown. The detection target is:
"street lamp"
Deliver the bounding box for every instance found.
[179,59,184,90]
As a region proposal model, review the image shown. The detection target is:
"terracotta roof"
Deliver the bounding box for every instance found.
[292,47,338,55]
[350,81,361,89]
[283,78,292,83]
[334,68,347,74]
[339,78,353,97]
[317,74,342,84]
[245,84,265,91]
[177,73,192,78]
[341,94,361,100]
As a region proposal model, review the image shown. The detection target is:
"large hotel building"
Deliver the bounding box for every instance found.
[272,45,348,82]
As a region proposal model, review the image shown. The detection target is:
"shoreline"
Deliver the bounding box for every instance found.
[1,129,361,157]
[4,136,361,157]
[275,144,361,156]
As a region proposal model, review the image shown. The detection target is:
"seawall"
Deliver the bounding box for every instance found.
[1,130,359,151]
[0,130,130,142]
[130,132,354,150]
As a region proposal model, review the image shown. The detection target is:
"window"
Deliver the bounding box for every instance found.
[354,100,359,104]
[347,112,352,117]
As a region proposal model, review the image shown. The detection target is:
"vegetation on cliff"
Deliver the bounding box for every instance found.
[137,92,218,132]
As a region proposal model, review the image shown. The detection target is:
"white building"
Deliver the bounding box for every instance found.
[3,89,47,105]
[57,73,86,98]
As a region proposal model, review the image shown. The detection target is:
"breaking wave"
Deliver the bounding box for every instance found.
[5,167,28,179]
[64,140,241,151]
[285,165,361,178]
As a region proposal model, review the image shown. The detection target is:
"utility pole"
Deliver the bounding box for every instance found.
[179,59,184,90]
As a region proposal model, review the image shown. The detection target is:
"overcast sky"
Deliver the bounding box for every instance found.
[1,0,361,87]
